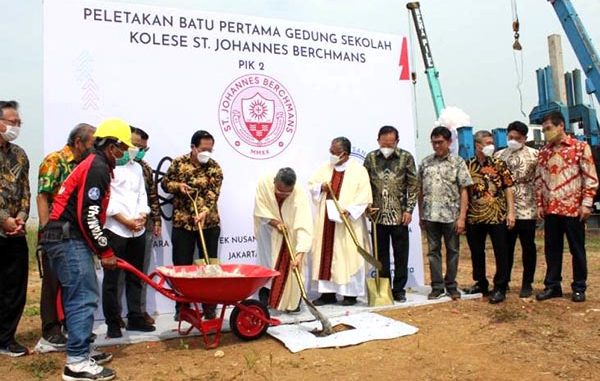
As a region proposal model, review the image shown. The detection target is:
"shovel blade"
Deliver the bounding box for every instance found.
[366,277,394,307]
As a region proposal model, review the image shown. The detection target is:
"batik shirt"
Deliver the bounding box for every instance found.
[138,159,161,227]
[161,154,223,231]
[38,145,76,203]
[0,142,30,236]
[495,145,538,220]
[363,148,418,225]
[419,153,473,223]
[535,135,598,217]
[466,156,514,224]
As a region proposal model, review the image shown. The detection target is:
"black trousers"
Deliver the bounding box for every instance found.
[40,249,63,337]
[171,226,220,312]
[102,231,146,326]
[466,223,509,291]
[506,219,537,286]
[0,236,28,346]
[375,224,409,294]
[543,215,587,292]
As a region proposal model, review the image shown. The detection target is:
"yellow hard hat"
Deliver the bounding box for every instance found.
[94,118,132,147]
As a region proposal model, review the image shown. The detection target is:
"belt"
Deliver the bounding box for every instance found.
[40,220,83,243]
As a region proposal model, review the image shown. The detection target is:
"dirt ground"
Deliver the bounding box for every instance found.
[2,232,600,381]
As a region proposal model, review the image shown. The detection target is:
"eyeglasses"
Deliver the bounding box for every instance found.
[430,140,446,146]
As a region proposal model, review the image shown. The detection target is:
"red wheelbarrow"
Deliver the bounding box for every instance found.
[116,258,281,349]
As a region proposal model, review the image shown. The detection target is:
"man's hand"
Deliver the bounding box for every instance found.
[580,205,592,222]
[1,217,23,235]
[269,219,285,232]
[537,207,545,220]
[366,205,380,221]
[292,252,305,269]
[506,211,516,230]
[194,210,208,229]
[321,183,331,195]
[179,182,192,195]
[455,217,466,234]
[101,255,118,270]
[401,212,412,226]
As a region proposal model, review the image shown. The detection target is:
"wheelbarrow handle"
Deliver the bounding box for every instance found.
[116,258,187,303]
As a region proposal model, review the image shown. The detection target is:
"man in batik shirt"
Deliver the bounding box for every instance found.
[161,130,223,319]
[464,130,515,304]
[535,111,598,303]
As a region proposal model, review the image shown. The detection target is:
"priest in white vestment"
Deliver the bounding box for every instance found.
[308,137,372,306]
[254,168,313,312]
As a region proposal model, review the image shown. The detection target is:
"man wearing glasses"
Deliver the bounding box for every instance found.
[419,126,472,301]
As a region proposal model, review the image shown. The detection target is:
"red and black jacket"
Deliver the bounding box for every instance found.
[48,150,115,258]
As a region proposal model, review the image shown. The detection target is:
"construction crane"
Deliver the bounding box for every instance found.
[406,2,445,118]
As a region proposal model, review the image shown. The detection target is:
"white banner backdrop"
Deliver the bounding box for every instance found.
[43,0,424,316]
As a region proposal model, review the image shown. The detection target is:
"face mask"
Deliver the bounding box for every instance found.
[115,150,130,166]
[197,151,211,164]
[330,154,341,166]
[134,149,146,161]
[543,129,559,143]
[482,144,495,157]
[1,125,20,142]
[380,147,394,158]
[507,140,523,151]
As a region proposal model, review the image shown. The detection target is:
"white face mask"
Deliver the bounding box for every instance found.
[482,144,495,157]
[380,147,394,158]
[197,151,211,164]
[330,154,341,166]
[1,125,20,142]
[507,139,523,151]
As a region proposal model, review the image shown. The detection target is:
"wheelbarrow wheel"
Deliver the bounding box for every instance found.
[230,299,270,341]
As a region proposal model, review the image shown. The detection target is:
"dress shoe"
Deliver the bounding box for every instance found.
[117,317,126,329]
[572,291,586,303]
[143,312,155,325]
[106,324,122,339]
[126,320,156,332]
[536,288,563,301]
[428,288,445,300]
[340,296,357,306]
[519,284,533,298]
[447,288,461,300]
[258,287,270,306]
[463,284,489,296]
[312,293,337,306]
[393,293,407,303]
[203,305,217,320]
[488,290,506,304]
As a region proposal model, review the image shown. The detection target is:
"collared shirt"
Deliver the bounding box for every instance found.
[38,145,76,203]
[466,156,514,224]
[137,159,161,226]
[535,135,598,217]
[0,142,30,237]
[495,145,538,220]
[161,154,223,231]
[363,148,418,225]
[105,161,151,238]
[419,153,473,223]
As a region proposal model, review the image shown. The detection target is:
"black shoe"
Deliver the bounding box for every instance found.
[89,333,97,343]
[258,287,270,305]
[447,289,461,300]
[203,305,217,320]
[0,341,28,357]
[63,359,115,381]
[463,284,489,296]
[536,288,563,301]
[106,325,122,339]
[117,317,126,329]
[572,291,586,303]
[174,311,180,322]
[126,320,156,332]
[90,350,113,365]
[43,332,67,347]
[312,293,337,306]
[488,290,506,304]
[519,285,533,298]
[340,296,357,306]
[428,289,445,300]
[393,293,407,303]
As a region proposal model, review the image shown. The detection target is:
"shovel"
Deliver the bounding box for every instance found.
[366,212,394,306]
[280,225,333,336]
[185,188,220,267]
[325,183,382,271]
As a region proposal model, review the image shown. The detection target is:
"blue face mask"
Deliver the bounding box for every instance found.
[134,149,146,161]
[116,151,130,166]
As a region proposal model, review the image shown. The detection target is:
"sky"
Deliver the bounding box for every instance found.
[1,0,599,205]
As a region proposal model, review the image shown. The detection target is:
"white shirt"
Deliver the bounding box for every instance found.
[105,161,150,238]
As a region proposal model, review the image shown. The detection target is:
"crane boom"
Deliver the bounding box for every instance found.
[406,1,446,117]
